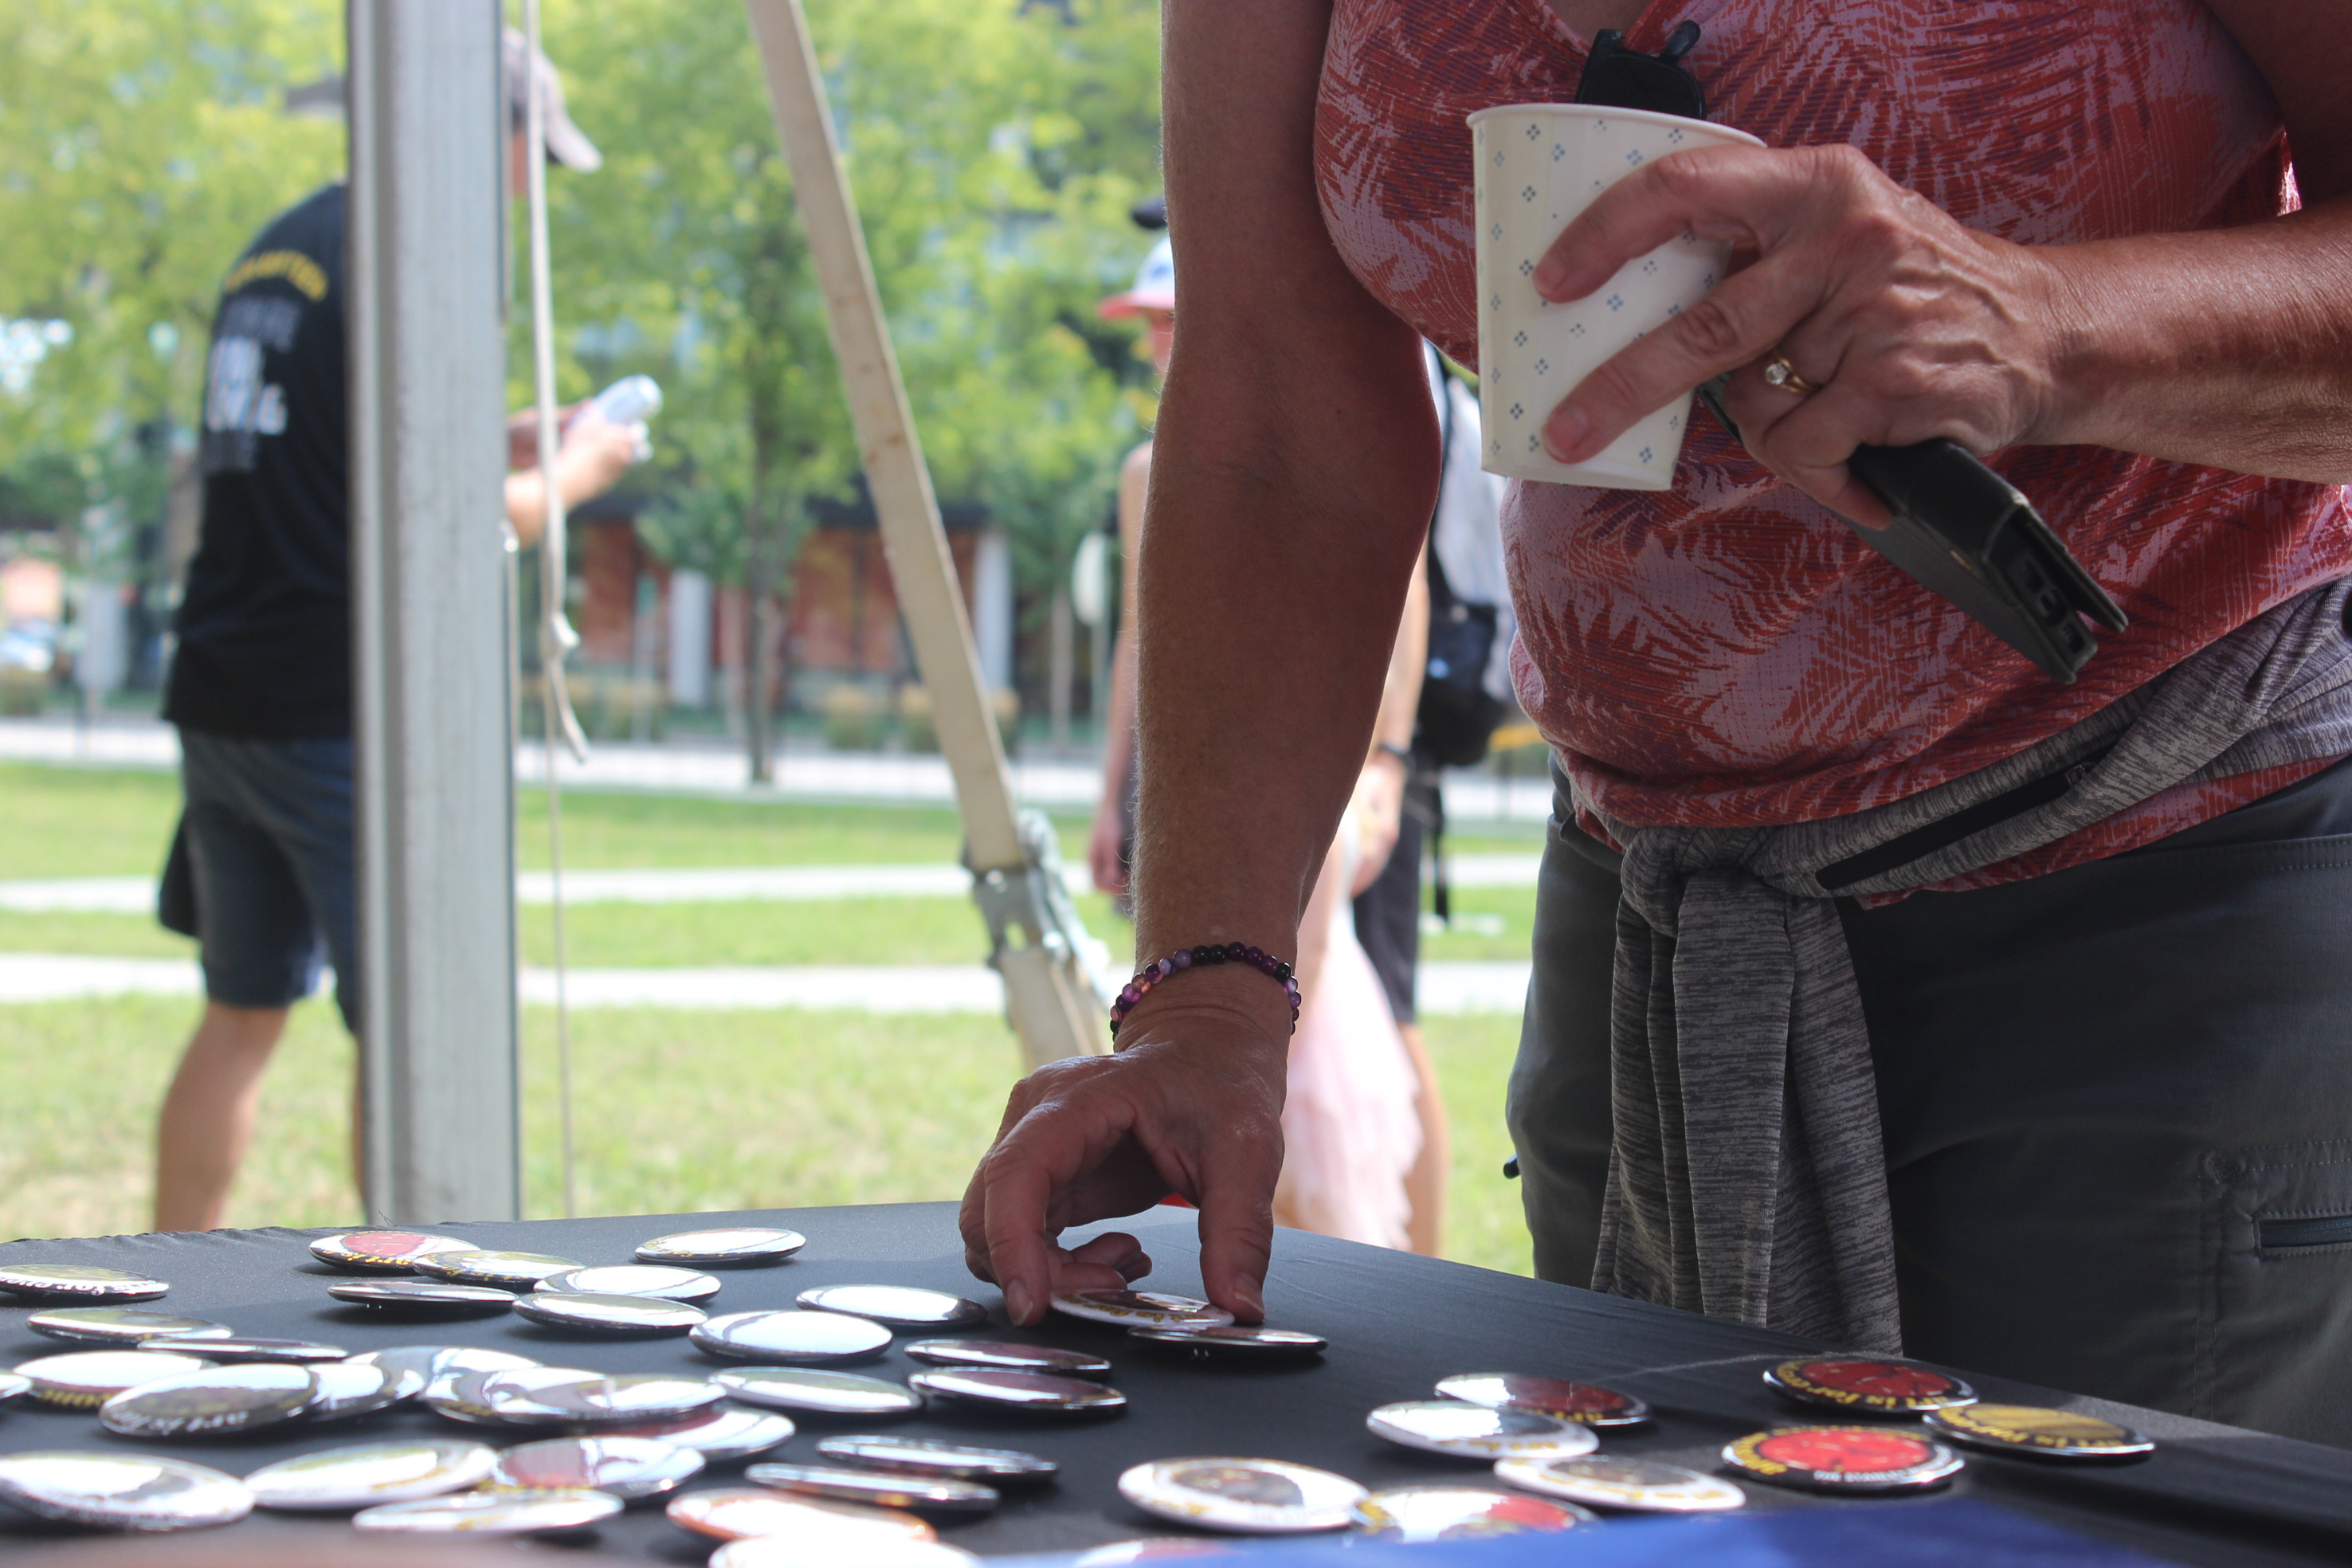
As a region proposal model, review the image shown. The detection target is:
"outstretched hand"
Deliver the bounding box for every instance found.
[1535,143,2071,527]
[959,987,1288,1327]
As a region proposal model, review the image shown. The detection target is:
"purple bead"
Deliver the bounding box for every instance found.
[1245,947,1264,963]
[1151,958,1172,979]
[1170,949,1193,970]
[1119,985,1140,1005]
[1225,942,1247,961]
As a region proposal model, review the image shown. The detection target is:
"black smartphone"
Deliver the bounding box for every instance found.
[1570,26,2126,683]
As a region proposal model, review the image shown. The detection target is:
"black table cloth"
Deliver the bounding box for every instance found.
[2,1201,2350,1566]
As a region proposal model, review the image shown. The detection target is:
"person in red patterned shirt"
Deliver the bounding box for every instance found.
[962,1,2352,1443]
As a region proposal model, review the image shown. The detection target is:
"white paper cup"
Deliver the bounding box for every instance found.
[1468,104,1763,491]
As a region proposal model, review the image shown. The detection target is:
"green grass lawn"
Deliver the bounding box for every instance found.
[0,761,1541,1278]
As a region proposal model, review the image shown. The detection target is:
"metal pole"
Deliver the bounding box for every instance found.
[348,0,523,1224]
[743,0,1105,1066]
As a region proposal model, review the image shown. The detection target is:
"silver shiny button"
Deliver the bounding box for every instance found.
[99,1363,316,1438]
[694,1309,892,1365]
[543,1264,722,1303]
[513,1290,707,1336]
[329,1278,515,1315]
[488,1370,727,1425]
[907,1366,1127,1415]
[797,1285,985,1328]
[488,1435,707,1500]
[1366,1401,1599,1460]
[25,1308,233,1347]
[714,1366,922,1417]
[0,1371,30,1404]
[1049,1289,1233,1329]
[1435,1372,1650,1428]
[183,1337,350,1365]
[305,1360,424,1422]
[0,1264,169,1303]
[427,1366,594,1428]
[1492,1453,1746,1513]
[308,1231,477,1273]
[903,1339,1111,1378]
[246,1440,496,1511]
[354,1487,623,1534]
[352,1344,538,1383]
[747,1462,998,1514]
[411,1249,582,1289]
[14,1349,216,1409]
[638,1227,807,1266]
[814,1436,1056,1484]
[0,1452,252,1531]
[598,1405,797,1460]
[1128,1325,1327,1361]
[1119,1457,1363,1534]
[667,1486,937,1544]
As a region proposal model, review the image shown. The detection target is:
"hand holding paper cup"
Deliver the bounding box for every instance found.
[1469,104,1762,490]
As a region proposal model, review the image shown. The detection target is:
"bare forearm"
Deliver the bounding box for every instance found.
[2039,202,2352,481]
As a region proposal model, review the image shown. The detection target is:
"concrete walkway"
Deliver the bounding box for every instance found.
[0,854,1541,915]
[0,715,1556,820]
[0,952,1533,1015]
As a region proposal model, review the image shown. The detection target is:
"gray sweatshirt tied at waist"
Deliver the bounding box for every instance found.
[1582,579,2352,1352]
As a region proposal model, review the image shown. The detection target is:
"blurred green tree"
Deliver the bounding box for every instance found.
[537,0,1162,769]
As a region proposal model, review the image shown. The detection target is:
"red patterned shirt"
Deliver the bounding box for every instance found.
[1315,0,2350,889]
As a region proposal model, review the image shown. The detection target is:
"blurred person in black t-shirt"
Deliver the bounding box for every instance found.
[151,31,640,1232]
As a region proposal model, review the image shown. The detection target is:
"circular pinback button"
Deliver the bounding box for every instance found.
[1351,1484,1593,1541]
[1365,1401,1600,1460]
[428,1366,585,1429]
[246,1439,498,1511]
[306,1361,423,1421]
[308,1231,477,1273]
[26,1308,234,1347]
[0,1264,170,1303]
[1763,1357,1976,1414]
[904,1339,1111,1379]
[15,1349,217,1409]
[347,1343,519,1382]
[1128,1325,1327,1362]
[1723,1426,1965,1494]
[355,1487,623,1534]
[815,1437,1056,1484]
[694,1308,893,1365]
[1435,1373,1650,1429]
[638,1227,808,1267]
[1050,1289,1233,1329]
[0,1370,31,1404]
[668,1485,939,1544]
[1494,1454,1746,1513]
[714,1366,923,1417]
[0,1452,252,1531]
[798,1285,986,1328]
[330,1278,516,1315]
[490,1370,727,1425]
[186,1337,351,1365]
[100,1362,317,1438]
[513,1290,707,1336]
[749,1462,999,1515]
[411,1249,583,1289]
[543,1264,722,1303]
[714,1539,980,1568]
[600,1405,797,1460]
[488,1435,708,1500]
[909,1367,1127,1416]
[1120,1457,1366,1534]
[1922,1403,2155,1461]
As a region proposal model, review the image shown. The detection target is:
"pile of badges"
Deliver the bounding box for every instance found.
[0,1227,2163,1553]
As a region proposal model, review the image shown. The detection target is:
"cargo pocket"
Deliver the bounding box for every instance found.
[2201,1141,2352,1444]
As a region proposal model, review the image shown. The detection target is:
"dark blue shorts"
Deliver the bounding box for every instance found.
[173,729,358,1032]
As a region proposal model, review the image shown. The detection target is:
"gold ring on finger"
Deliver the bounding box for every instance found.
[1762,355,1822,397]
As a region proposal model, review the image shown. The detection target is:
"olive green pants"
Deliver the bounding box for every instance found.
[1510,755,2352,1446]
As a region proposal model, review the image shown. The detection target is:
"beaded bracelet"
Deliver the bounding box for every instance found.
[1107,942,1303,1040]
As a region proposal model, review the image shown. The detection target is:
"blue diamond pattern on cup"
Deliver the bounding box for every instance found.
[1552,144,1566,161]
[1491,224,1503,240]
[1680,229,1697,244]
[1639,446,1652,463]
[1491,294,1502,310]
[1534,359,1548,374]
[1512,329,1528,346]
[1642,258,1658,274]
[1494,150,1505,166]
[1519,259,1534,276]
[1606,294,1624,311]
[1508,402,1524,419]
[1525,123,1541,139]
[1569,322,1586,335]
[1528,434,1543,453]
[1522,185,1537,202]
[1703,272,1715,287]
[1668,127,1684,143]
[1667,303,1681,316]
[1626,148,1644,166]
[1668,414,1680,429]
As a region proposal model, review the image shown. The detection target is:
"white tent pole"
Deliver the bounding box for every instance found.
[348,0,523,1223]
[740,0,1104,1066]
